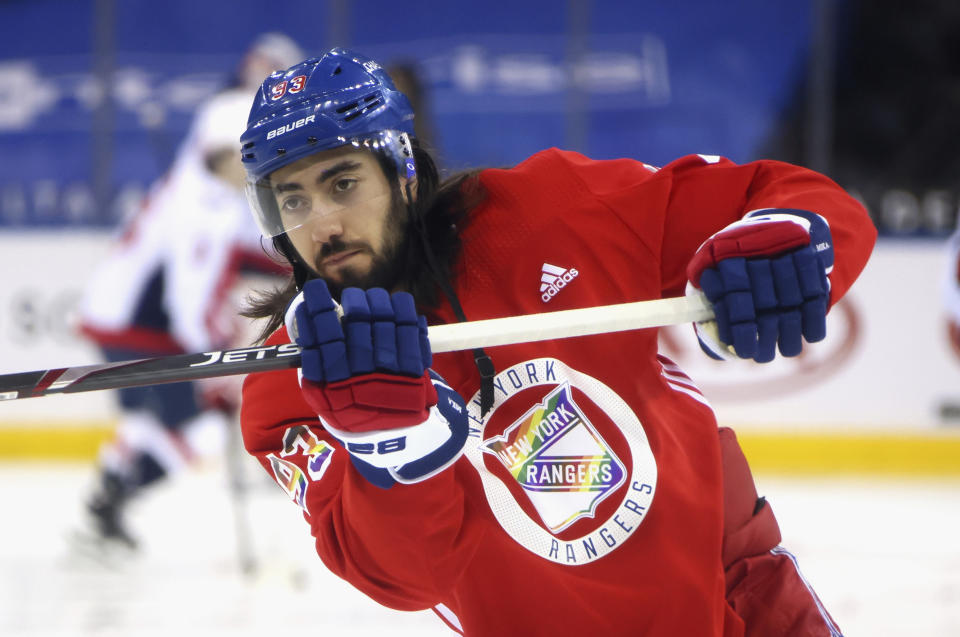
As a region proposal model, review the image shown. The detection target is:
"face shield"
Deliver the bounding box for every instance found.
[245,129,415,239]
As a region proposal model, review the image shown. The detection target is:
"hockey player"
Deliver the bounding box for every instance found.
[75,33,304,550]
[76,89,287,549]
[239,48,875,636]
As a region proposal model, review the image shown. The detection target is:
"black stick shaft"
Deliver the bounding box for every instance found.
[0,343,302,401]
[0,295,713,402]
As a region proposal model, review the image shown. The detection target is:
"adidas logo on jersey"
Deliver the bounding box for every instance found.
[540,263,579,302]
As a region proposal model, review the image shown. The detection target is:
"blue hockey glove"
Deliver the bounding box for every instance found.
[686,208,834,362]
[285,280,468,488]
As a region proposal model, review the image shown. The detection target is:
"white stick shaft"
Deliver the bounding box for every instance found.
[427,293,714,353]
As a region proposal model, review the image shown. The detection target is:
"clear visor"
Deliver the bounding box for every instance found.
[245,130,414,239]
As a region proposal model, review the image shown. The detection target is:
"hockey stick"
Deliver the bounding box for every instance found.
[0,293,713,401]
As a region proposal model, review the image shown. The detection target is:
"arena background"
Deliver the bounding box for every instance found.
[1,2,958,636]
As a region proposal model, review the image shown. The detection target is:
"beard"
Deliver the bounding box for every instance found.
[311,192,408,301]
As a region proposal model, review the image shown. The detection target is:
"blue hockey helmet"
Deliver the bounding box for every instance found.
[240,48,417,238]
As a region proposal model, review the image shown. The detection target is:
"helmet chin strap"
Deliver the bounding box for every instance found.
[405,182,496,419]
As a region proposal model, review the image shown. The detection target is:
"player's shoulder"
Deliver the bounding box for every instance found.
[480,148,660,197]
[240,324,292,411]
[262,325,290,346]
[506,147,630,175]
[240,325,315,455]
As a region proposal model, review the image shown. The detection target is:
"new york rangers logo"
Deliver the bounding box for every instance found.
[482,383,626,532]
[464,358,657,566]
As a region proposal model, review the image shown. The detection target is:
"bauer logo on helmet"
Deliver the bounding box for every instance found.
[266,115,316,140]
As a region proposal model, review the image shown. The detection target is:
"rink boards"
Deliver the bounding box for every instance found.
[0,232,957,473]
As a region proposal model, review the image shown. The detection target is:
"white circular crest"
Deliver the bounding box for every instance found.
[464,358,657,565]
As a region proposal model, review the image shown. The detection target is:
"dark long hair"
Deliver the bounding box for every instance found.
[243,139,485,343]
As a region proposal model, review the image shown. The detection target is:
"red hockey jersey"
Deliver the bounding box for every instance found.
[241,149,875,636]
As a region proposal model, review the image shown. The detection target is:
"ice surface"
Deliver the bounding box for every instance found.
[1,459,957,636]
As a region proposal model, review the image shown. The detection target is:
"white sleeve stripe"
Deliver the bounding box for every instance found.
[661,370,699,391]
[432,602,464,633]
[666,381,713,409]
[657,353,711,407]
[656,354,689,376]
[770,546,844,637]
[659,361,689,376]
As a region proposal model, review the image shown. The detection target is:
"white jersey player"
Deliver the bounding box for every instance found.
[76,89,286,549]
[80,90,279,354]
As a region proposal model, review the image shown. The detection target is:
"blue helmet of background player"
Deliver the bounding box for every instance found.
[240,48,417,239]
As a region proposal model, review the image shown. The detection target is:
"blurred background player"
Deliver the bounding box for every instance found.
[139,32,307,180]
[74,34,302,550]
[945,220,960,361]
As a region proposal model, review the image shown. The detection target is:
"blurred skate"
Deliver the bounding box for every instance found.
[69,473,139,564]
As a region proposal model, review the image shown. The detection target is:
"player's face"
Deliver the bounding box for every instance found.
[269,146,408,293]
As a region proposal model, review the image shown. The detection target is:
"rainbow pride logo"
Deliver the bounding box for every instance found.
[482,383,626,532]
[267,425,336,514]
